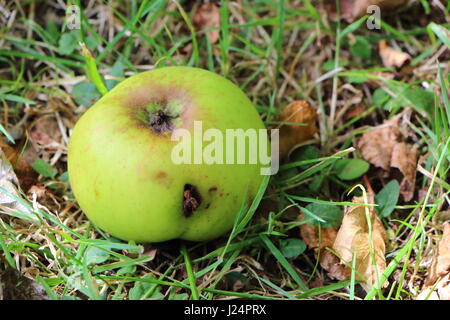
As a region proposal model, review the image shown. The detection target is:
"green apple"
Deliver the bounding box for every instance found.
[68,66,268,242]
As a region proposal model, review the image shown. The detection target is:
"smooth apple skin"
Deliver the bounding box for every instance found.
[68,66,266,242]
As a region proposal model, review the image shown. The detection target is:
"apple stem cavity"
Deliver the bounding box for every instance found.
[148,109,175,133]
[146,100,183,134]
[183,184,201,217]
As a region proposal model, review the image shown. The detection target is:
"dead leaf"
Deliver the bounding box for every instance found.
[0,147,35,221]
[141,248,157,261]
[436,275,450,300]
[29,115,62,149]
[417,274,450,300]
[418,224,450,300]
[358,116,401,170]
[357,115,418,201]
[300,224,349,280]
[192,3,220,44]
[0,141,38,192]
[320,250,350,280]
[379,40,411,69]
[300,224,337,250]
[391,142,418,201]
[339,0,411,23]
[332,196,387,291]
[276,101,318,159]
[426,224,450,284]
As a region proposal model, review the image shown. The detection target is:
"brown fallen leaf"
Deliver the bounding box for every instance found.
[300,224,337,250]
[0,147,35,221]
[300,224,349,280]
[417,274,450,300]
[435,274,450,300]
[332,196,387,291]
[29,115,62,150]
[320,250,350,281]
[0,141,38,192]
[192,3,221,44]
[276,101,318,159]
[357,115,418,201]
[391,142,418,201]
[417,223,450,300]
[379,40,411,69]
[339,0,411,23]
[426,222,450,284]
[358,115,401,170]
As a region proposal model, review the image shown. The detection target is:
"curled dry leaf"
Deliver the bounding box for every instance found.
[192,3,221,44]
[0,141,38,192]
[432,224,450,275]
[357,115,418,201]
[379,40,411,69]
[418,223,450,300]
[417,275,450,300]
[332,196,387,291]
[0,147,34,220]
[300,224,349,280]
[276,101,318,159]
[339,0,411,23]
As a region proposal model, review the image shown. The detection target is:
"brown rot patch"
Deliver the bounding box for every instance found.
[156,171,168,179]
[183,184,202,217]
[154,171,173,188]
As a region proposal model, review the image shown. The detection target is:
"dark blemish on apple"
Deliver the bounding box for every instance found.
[208,186,217,192]
[154,171,173,188]
[155,171,168,179]
[205,203,211,209]
[183,184,201,218]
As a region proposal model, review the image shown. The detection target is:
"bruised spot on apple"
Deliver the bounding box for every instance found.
[68,66,267,242]
[182,184,201,217]
[155,171,168,179]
